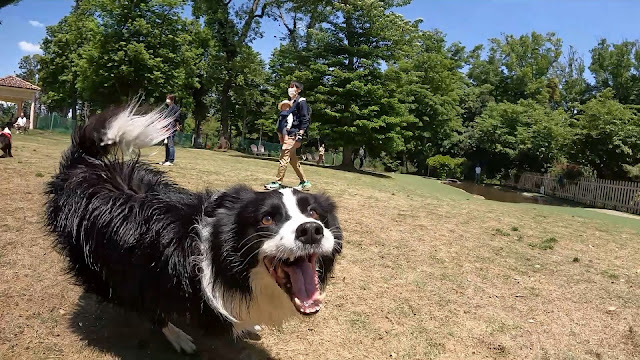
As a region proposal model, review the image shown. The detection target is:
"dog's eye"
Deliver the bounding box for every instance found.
[308,210,319,220]
[261,216,274,225]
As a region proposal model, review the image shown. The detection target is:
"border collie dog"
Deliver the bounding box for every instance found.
[44,105,343,353]
[1,121,13,158]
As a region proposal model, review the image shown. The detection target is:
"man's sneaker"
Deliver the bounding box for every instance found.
[162,162,174,166]
[294,181,312,191]
[264,181,282,190]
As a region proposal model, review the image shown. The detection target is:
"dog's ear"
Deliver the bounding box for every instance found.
[203,185,255,217]
[224,184,256,198]
[312,192,337,214]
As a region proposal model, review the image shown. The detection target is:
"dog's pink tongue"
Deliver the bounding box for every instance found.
[285,258,319,302]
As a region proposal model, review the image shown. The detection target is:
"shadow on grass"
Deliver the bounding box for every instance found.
[69,293,272,360]
[228,153,392,179]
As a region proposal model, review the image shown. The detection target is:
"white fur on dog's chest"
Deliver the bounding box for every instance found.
[196,216,301,335]
[232,266,301,334]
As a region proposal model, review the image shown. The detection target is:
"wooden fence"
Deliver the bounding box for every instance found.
[506,172,640,215]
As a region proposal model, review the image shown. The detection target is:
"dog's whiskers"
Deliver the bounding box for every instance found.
[236,233,276,256]
[238,247,265,269]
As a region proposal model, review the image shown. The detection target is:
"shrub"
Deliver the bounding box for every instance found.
[379,152,400,172]
[550,161,594,182]
[426,155,466,180]
[623,164,640,181]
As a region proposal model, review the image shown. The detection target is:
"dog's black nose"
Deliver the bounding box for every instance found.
[295,222,324,245]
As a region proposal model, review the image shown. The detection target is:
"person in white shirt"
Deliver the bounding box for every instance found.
[15,115,27,133]
[475,164,482,184]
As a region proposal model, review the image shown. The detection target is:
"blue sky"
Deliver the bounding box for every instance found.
[2,0,640,78]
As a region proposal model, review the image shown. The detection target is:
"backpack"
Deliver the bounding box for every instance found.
[299,97,312,120]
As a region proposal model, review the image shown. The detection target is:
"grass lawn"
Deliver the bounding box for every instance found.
[1,130,639,360]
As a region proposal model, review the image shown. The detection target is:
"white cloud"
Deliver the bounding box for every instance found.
[18,41,42,54]
[28,20,44,27]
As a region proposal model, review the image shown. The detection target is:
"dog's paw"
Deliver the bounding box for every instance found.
[162,322,197,354]
[242,325,263,341]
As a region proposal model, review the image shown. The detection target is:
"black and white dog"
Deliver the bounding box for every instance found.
[44,105,343,353]
[1,121,13,158]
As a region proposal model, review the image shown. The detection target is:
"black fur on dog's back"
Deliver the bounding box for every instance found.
[44,110,229,330]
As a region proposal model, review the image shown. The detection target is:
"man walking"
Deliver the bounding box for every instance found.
[265,81,312,191]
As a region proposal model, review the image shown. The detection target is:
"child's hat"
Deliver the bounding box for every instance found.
[278,100,292,111]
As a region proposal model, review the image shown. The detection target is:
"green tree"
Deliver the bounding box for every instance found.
[75,0,199,110]
[300,0,416,168]
[39,0,200,120]
[229,46,273,144]
[17,54,41,85]
[468,32,563,105]
[192,0,277,141]
[0,103,17,122]
[469,100,569,178]
[589,39,640,104]
[16,54,43,118]
[39,3,98,118]
[391,29,466,174]
[556,45,590,111]
[568,89,640,178]
[269,0,333,106]
[272,0,333,49]
[176,20,215,145]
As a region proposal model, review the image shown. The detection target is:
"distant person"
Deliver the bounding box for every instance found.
[357,146,366,169]
[317,143,325,165]
[475,164,482,184]
[14,114,27,133]
[161,94,181,166]
[216,136,230,151]
[264,81,311,191]
[276,100,294,145]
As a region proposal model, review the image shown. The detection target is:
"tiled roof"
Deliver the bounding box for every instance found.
[0,75,40,91]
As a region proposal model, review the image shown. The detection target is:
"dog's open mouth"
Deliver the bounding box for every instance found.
[263,254,324,315]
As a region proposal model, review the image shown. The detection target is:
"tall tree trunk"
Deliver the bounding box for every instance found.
[192,85,208,147]
[71,100,77,121]
[241,113,248,143]
[339,12,356,170]
[404,153,409,173]
[340,145,355,169]
[220,77,232,140]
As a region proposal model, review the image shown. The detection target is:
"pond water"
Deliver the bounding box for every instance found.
[445,181,583,207]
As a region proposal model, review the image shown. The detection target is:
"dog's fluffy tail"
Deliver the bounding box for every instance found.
[73,103,175,159]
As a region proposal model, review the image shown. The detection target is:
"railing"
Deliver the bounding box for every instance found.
[508,172,640,215]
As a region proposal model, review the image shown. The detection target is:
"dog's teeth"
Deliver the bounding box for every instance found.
[294,297,302,307]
